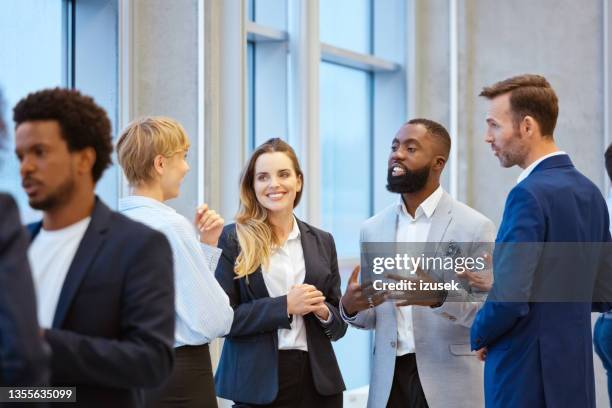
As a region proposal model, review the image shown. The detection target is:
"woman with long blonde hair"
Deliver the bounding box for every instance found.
[214,138,347,407]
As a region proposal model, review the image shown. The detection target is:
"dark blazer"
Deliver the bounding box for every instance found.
[27,198,175,407]
[470,155,612,408]
[0,194,49,386]
[214,220,347,405]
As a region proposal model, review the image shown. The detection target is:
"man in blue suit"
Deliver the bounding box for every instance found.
[13,88,175,406]
[470,74,612,407]
[0,91,49,386]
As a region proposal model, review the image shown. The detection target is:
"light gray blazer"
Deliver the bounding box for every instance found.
[343,192,496,408]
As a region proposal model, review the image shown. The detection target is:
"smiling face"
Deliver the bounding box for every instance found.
[15,120,87,210]
[253,151,302,215]
[386,123,444,194]
[484,93,529,168]
[158,150,190,201]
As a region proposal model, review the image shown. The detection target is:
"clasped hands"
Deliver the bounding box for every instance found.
[287,283,330,321]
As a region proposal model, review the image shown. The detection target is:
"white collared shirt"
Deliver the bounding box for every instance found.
[262,217,309,351]
[29,217,91,328]
[394,185,444,356]
[119,195,233,347]
[516,151,567,184]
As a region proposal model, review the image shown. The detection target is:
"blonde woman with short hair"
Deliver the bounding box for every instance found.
[214,138,347,407]
[116,116,233,408]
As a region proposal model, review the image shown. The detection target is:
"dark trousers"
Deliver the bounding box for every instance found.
[594,313,612,408]
[234,350,342,408]
[145,344,217,408]
[386,353,428,408]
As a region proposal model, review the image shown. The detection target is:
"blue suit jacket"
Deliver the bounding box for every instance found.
[214,220,347,405]
[471,155,612,408]
[0,194,49,386]
[27,198,175,407]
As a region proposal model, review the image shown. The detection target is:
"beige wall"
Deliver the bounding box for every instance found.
[413,0,607,226]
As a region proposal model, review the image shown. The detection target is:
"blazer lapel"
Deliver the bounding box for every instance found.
[52,198,110,328]
[377,205,399,242]
[425,192,453,265]
[298,219,324,289]
[245,268,271,299]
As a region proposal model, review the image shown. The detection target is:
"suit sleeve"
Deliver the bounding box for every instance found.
[0,196,49,385]
[343,225,376,330]
[471,186,542,350]
[215,228,292,337]
[44,231,175,388]
[316,233,348,341]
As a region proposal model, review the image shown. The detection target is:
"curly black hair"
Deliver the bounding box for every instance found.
[13,88,112,182]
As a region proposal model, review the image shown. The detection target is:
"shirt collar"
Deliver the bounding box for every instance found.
[396,185,444,220]
[517,151,567,184]
[118,195,177,213]
[287,216,300,240]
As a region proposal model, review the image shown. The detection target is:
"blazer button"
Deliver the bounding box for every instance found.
[390,341,396,348]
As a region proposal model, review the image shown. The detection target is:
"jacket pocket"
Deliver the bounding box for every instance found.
[449,343,476,356]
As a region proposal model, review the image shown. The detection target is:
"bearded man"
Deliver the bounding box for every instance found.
[340,119,495,408]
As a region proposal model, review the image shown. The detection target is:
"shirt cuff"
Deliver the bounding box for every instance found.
[200,243,222,271]
[339,299,357,322]
[316,308,333,324]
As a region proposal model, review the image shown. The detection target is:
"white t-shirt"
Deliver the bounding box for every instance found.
[28,217,91,328]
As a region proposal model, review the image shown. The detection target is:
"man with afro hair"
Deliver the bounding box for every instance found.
[14,88,175,406]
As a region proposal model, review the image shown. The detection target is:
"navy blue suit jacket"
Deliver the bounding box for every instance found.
[471,155,612,407]
[27,198,175,407]
[0,194,49,386]
[214,220,347,405]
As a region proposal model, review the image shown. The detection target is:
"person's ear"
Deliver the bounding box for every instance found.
[76,147,96,177]
[433,155,446,171]
[521,116,536,138]
[296,173,303,193]
[153,154,165,176]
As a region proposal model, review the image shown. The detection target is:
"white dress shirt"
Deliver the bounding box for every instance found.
[29,217,91,328]
[516,151,567,184]
[394,185,444,356]
[262,217,309,351]
[119,195,233,347]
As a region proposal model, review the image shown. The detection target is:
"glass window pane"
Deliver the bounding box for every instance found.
[321,61,372,391]
[247,41,255,150]
[247,40,288,153]
[253,0,287,31]
[320,62,372,259]
[320,0,371,54]
[0,0,66,223]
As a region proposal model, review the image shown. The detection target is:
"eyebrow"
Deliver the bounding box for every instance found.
[395,137,422,147]
[15,142,49,153]
[255,168,292,175]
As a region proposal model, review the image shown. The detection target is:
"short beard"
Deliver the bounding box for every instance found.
[498,128,529,168]
[29,176,76,211]
[386,165,431,194]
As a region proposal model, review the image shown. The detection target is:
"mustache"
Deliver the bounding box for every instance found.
[22,176,43,188]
